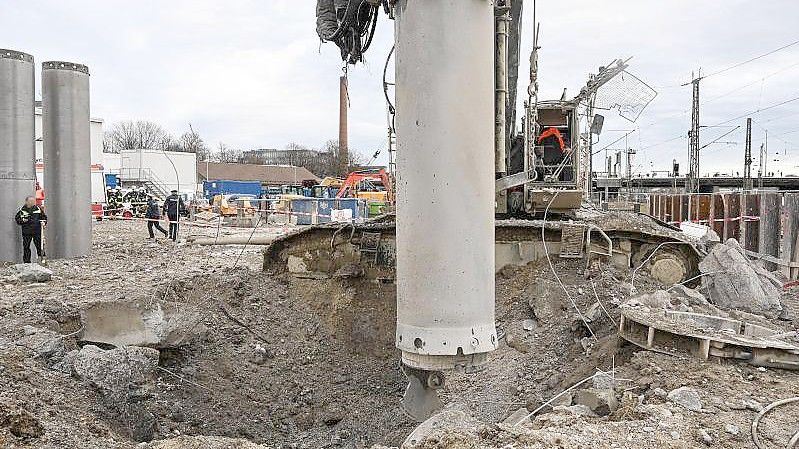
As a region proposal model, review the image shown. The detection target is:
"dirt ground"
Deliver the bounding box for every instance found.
[0,220,797,448]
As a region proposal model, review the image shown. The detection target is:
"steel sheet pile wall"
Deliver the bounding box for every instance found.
[650,191,799,279]
[42,61,91,259]
[394,0,497,369]
[0,49,36,262]
[782,193,799,279]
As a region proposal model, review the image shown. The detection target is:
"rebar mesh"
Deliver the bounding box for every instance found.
[594,70,657,122]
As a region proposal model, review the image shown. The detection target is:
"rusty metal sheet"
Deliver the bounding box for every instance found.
[649,195,657,219]
[782,193,799,280]
[725,192,741,242]
[696,194,711,225]
[680,195,691,221]
[711,193,725,237]
[740,193,760,252]
[665,195,674,223]
[759,192,781,271]
[670,195,681,224]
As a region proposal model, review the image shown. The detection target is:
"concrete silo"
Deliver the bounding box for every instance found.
[42,61,91,259]
[0,49,36,263]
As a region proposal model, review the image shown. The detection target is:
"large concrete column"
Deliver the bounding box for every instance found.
[42,61,91,259]
[394,0,497,371]
[0,49,36,263]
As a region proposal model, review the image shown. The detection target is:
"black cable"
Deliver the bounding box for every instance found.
[703,38,799,79]
[317,0,380,64]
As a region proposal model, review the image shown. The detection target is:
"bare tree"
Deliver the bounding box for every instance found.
[104,120,212,158]
[214,142,244,163]
[104,121,172,152]
[179,130,209,159]
[320,139,367,176]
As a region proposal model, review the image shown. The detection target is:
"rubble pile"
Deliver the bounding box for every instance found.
[0,221,797,448]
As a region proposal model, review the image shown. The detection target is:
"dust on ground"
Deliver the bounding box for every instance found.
[0,220,797,448]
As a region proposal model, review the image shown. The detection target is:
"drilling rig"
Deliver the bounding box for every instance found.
[272,0,701,420]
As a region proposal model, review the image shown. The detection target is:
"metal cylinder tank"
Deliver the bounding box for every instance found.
[0,49,36,263]
[42,61,91,259]
[394,0,497,371]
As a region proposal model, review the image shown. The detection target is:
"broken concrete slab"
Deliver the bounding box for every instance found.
[575,388,618,416]
[72,344,159,399]
[699,239,783,318]
[71,345,159,442]
[402,404,480,448]
[9,263,52,283]
[667,386,702,412]
[80,300,204,349]
[14,325,66,365]
[503,407,532,426]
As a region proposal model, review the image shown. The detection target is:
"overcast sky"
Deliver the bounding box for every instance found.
[3,0,798,175]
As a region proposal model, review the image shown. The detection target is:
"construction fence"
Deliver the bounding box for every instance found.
[648,191,799,279]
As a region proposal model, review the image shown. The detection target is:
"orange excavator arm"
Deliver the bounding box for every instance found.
[336,169,394,204]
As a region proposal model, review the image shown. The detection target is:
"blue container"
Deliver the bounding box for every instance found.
[204,180,262,199]
[290,198,314,225]
[105,174,119,189]
[335,198,364,221]
[317,199,333,224]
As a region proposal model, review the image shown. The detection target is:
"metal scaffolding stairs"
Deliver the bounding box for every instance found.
[114,168,170,199]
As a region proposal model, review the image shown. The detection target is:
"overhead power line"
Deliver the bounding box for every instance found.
[709,93,799,127]
[641,134,686,150]
[705,61,799,103]
[638,93,799,151]
[702,38,799,79]
[699,125,741,150]
[593,130,636,155]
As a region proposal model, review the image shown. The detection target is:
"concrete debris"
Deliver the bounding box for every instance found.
[592,372,616,390]
[551,404,597,417]
[625,290,694,313]
[667,386,702,412]
[14,325,66,364]
[402,404,479,448]
[698,428,714,446]
[321,405,346,426]
[699,239,784,318]
[9,263,53,283]
[549,390,574,407]
[1,221,796,448]
[670,284,709,306]
[724,424,740,435]
[72,345,159,399]
[584,302,603,323]
[521,319,537,331]
[502,407,532,426]
[574,388,618,416]
[80,300,204,349]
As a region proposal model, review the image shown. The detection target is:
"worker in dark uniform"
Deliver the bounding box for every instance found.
[14,196,47,263]
[163,190,185,241]
[145,195,168,239]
